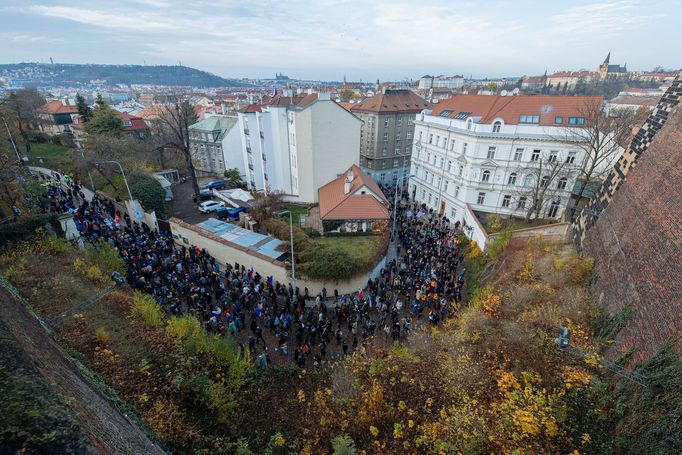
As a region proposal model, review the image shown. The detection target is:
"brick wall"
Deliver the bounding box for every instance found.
[582,103,682,364]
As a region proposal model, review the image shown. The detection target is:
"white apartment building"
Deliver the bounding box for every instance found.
[237,93,361,203]
[189,115,241,176]
[418,75,465,90]
[409,94,604,225]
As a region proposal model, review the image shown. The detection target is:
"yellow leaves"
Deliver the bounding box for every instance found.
[498,371,521,397]
[320,416,327,426]
[398,400,407,411]
[466,241,482,260]
[513,409,541,437]
[393,422,404,439]
[408,419,415,429]
[369,425,379,438]
[95,326,109,344]
[519,253,536,282]
[584,353,603,368]
[138,393,150,404]
[297,389,306,403]
[439,408,448,421]
[562,366,592,389]
[580,433,592,445]
[273,433,286,447]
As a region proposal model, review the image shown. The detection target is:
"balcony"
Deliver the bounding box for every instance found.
[248,163,254,171]
[244,128,250,136]
[246,146,252,153]
[262,154,267,161]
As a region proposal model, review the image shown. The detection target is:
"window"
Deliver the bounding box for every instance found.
[435,136,440,146]
[555,116,563,124]
[421,189,426,199]
[427,152,431,163]
[395,147,401,155]
[502,195,511,208]
[428,193,432,204]
[462,143,468,154]
[477,192,486,205]
[450,208,457,218]
[481,170,491,182]
[557,177,568,190]
[548,198,561,218]
[429,134,433,144]
[514,148,524,161]
[440,109,454,117]
[454,111,471,119]
[540,176,550,188]
[449,139,456,151]
[549,150,558,162]
[382,147,388,156]
[442,137,447,148]
[566,151,576,164]
[384,119,390,127]
[396,117,402,127]
[517,196,527,209]
[393,159,399,167]
[444,180,449,192]
[383,132,388,141]
[381,160,386,169]
[458,165,464,177]
[508,172,517,185]
[396,132,401,140]
[418,131,423,142]
[519,115,540,124]
[406,131,412,140]
[446,160,452,171]
[487,146,496,160]
[455,186,460,198]
[531,149,540,161]
[524,175,534,187]
[492,121,502,132]
[466,119,473,130]
[408,118,414,126]
[568,117,585,125]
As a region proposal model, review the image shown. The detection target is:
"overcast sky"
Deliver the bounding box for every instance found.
[0,0,679,81]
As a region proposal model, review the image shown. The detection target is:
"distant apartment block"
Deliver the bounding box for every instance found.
[352,89,430,184]
[237,93,361,203]
[409,94,604,224]
[418,75,464,90]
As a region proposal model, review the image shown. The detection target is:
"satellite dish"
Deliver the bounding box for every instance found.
[512,88,520,95]
[500,90,508,96]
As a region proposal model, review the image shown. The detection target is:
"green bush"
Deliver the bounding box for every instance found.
[85,242,125,275]
[298,244,360,281]
[322,219,344,233]
[130,292,163,327]
[487,229,512,261]
[129,174,166,217]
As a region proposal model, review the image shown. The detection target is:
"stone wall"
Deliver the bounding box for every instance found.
[575,98,682,364]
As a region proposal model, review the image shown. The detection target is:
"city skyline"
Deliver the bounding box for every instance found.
[0,0,680,81]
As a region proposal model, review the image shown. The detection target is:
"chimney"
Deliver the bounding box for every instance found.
[343,169,354,194]
[382,86,387,95]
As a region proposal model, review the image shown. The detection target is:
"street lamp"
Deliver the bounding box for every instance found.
[390,173,415,242]
[276,210,296,290]
[94,160,133,201]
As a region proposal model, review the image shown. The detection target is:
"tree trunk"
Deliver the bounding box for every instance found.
[94,167,119,191]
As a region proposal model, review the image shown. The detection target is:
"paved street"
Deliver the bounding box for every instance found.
[164,180,213,224]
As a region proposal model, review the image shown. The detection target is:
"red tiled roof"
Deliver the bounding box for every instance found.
[338,101,354,112]
[351,89,430,113]
[429,94,603,126]
[238,104,262,113]
[608,95,659,106]
[38,100,79,114]
[318,165,390,220]
[137,104,167,120]
[116,111,149,131]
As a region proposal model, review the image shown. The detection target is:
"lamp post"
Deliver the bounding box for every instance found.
[276,210,296,290]
[94,160,133,201]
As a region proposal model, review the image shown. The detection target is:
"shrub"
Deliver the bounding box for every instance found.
[95,327,110,344]
[298,244,360,281]
[263,217,310,253]
[488,214,504,233]
[519,253,536,282]
[4,257,28,281]
[487,230,511,261]
[85,243,125,275]
[466,241,482,260]
[469,285,503,317]
[85,264,107,284]
[130,173,166,217]
[129,292,163,327]
[566,256,595,285]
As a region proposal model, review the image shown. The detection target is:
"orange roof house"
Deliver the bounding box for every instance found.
[318,165,390,222]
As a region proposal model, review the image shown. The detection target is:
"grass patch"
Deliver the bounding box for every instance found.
[24,143,75,171]
[278,204,308,226]
[311,235,381,270]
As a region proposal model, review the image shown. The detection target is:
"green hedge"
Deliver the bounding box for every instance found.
[0,215,64,250]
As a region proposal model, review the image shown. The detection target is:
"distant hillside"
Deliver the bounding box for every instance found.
[0,63,251,88]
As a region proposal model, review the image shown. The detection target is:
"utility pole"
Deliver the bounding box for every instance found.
[2,115,21,162]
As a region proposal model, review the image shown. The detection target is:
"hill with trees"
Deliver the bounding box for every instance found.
[0,63,251,88]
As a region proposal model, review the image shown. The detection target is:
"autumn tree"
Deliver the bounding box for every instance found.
[156,96,200,196]
[512,151,575,222]
[1,88,45,154]
[556,98,638,217]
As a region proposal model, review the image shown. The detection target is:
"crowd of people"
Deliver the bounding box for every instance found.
[36,171,468,368]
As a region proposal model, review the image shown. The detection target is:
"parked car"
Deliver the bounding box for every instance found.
[216,206,247,220]
[201,180,225,190]
[198,200,225,213]
[198,190,213,201]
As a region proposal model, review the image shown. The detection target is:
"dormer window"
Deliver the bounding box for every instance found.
[123,120,132,127]
[492,121,502,132]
